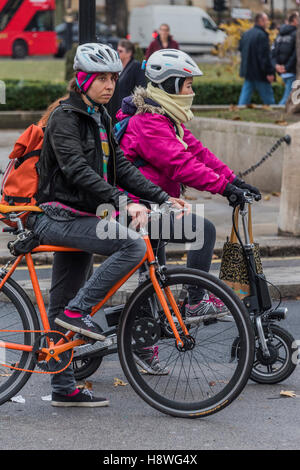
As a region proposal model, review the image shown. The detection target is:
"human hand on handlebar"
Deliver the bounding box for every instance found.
[127,202,150,229]
[168,197,191,218]
[233,177,262,201]
[223,183,250,208]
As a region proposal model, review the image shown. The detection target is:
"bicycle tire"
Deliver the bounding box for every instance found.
[72,356,103,381]
[118,267,255,418]
[0,277,40,405]
[250,324,297,384]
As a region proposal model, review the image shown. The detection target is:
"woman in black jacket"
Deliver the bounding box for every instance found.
[31,43,187,407]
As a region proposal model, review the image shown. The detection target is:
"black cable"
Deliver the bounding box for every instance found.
[231,205,282,311]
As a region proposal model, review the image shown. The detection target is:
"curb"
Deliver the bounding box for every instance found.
[1,242,300,265]
[19,281,300,307]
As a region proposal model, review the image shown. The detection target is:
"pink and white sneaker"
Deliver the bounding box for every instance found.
[134,346,169,375]
[185,294,232,324]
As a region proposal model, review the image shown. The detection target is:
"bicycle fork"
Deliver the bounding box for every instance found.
[239,206,272,358]
[142,236,190,349]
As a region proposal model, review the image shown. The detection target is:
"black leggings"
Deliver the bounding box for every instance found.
[140,212,216,304]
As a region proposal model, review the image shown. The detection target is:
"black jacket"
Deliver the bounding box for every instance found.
[118,59,146,108]
[239,25,275,82]
[37,92,169,212]
[271,24,297,74]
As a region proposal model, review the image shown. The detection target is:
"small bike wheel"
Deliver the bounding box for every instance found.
[72,356,103,381]
[250,324,297,384]
[0,278,40,405]
[118,268,254,418]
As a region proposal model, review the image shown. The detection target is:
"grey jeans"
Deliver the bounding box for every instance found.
[30,213,146,394]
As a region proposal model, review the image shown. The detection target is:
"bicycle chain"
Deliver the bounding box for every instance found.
[0,329,74,375]
[238,135,291,178]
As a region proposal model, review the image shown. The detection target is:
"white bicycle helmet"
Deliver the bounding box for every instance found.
[73,43,122,73]
[145,49,203,84]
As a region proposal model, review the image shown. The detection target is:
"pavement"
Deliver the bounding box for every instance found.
[1,186,300,304]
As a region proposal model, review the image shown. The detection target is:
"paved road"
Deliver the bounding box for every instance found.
[0,299,300,451]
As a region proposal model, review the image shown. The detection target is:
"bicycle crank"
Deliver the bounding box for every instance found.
[32,331,75,373]
[0,329,84,375]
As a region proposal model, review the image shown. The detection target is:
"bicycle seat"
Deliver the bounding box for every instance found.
[0,204,43,214]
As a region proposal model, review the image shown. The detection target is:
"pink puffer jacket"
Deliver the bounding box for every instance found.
[116,88,236,199]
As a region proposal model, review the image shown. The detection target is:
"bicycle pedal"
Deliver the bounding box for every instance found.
[73,335,117,359]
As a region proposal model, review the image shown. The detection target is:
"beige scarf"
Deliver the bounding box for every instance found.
[147,83,195,149]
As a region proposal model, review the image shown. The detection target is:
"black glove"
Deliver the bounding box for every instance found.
[233,177,261,201]
[223,183,248,208]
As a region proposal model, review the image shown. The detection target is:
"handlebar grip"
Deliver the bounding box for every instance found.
[229,194,238,204]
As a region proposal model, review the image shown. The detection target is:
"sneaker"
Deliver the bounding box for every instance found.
[55,312,106,341]
[134,346,169,375]
[208,294,228,313]
[185,295,232,324]
[185,295,217,324]
[51,388,109,407]
[208,295,233,322]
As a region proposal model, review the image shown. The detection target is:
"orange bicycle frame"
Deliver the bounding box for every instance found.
[0,235,188,358]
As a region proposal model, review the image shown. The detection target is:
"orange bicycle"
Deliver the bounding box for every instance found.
[0,202,254,418]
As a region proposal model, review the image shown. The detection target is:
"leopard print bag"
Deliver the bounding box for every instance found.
[219,205,263,299]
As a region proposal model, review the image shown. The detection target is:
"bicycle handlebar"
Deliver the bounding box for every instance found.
[228,190,261,208]
[138,199,187,217]
[148,203,187,218]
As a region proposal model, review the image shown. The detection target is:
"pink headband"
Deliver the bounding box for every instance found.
[76,71,98,93]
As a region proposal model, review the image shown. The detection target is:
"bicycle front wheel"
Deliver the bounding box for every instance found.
[250,324,297,384]
[118,268,254,418]
[0,278,40,405]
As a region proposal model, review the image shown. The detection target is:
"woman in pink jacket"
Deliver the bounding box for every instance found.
[115,49,261,321]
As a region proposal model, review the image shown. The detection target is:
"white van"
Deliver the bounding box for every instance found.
[129,5,226,54]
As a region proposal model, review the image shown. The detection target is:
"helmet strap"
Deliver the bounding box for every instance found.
[75,77,101,114]
[174,77,181,95]
[85,93,101,114]
[158,77,182,95]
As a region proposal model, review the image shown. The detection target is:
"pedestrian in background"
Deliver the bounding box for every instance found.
[117,39,146,107]
[271,11,299,105]
[145,23,179,60]
[238,13,275,106]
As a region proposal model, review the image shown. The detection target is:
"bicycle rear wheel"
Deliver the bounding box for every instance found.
[0,278,39,405]
[118,268,254,418]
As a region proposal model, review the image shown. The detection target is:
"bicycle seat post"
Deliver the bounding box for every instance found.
[9,213,25,233]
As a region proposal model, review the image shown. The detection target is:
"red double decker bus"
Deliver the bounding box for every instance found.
[0,0,57,58]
